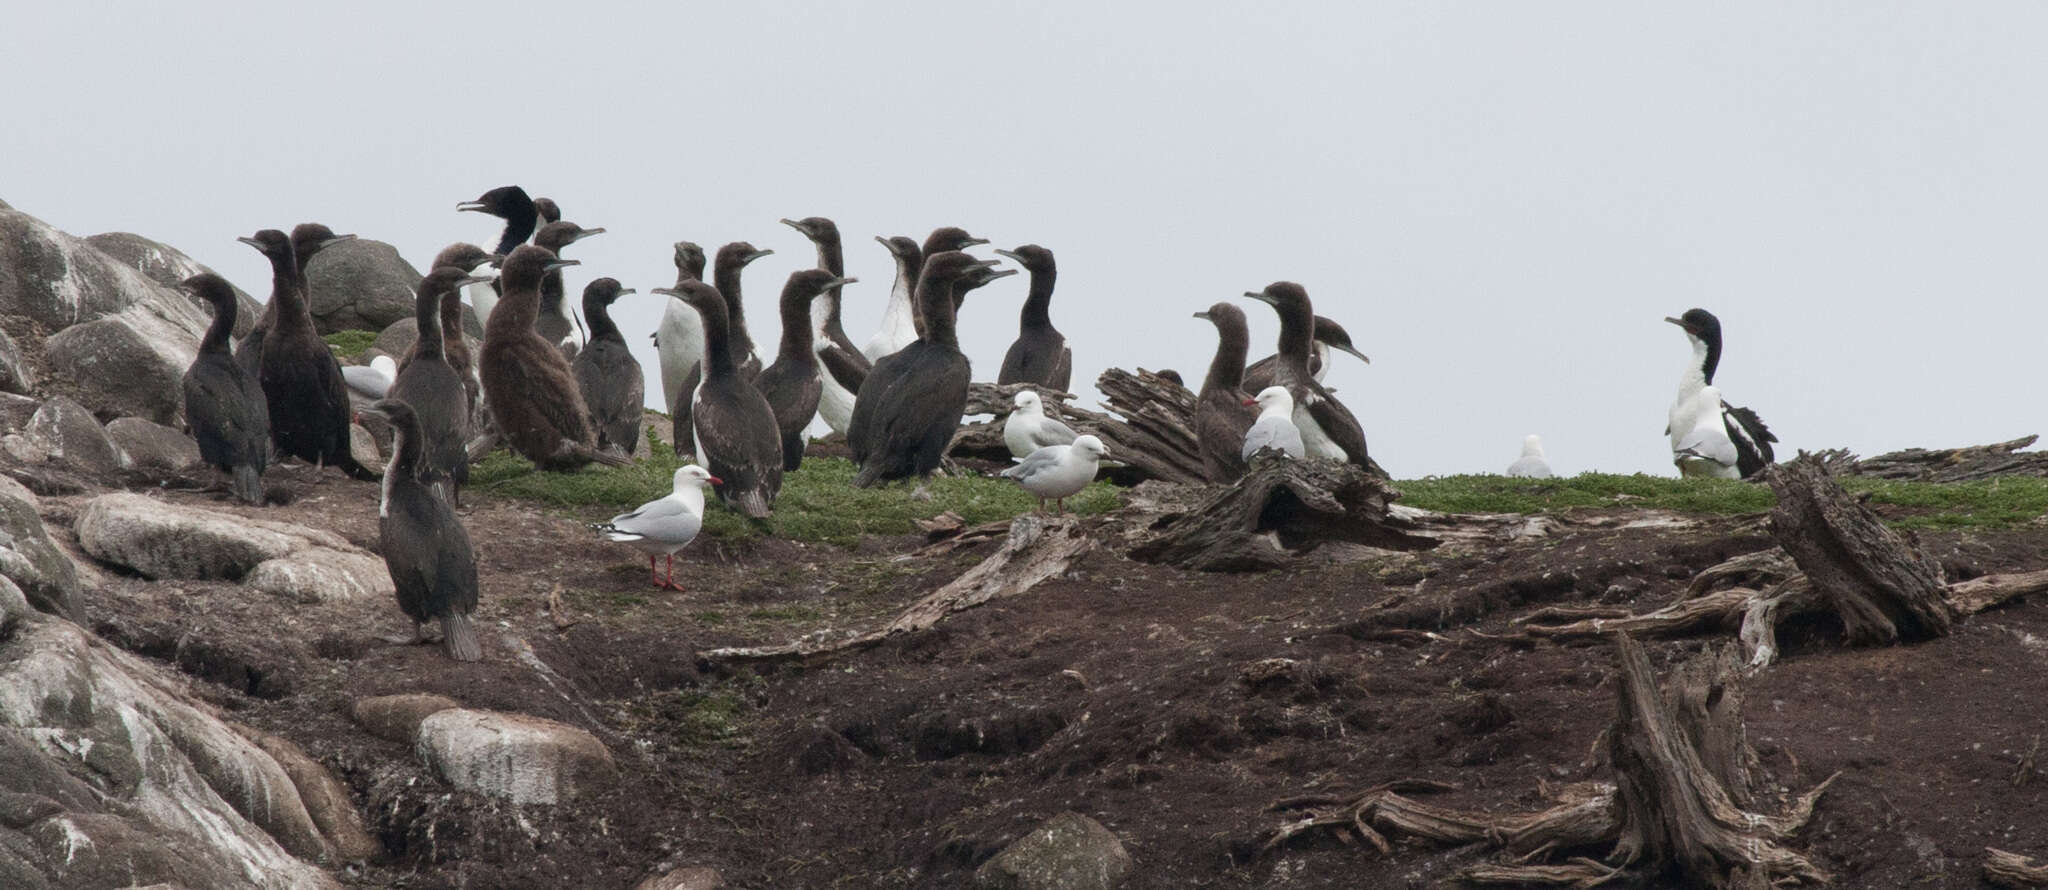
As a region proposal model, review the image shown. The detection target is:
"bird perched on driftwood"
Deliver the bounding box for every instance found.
[1241,386,1305,461]
[1002,390,1079,460]
[599,465,719,591]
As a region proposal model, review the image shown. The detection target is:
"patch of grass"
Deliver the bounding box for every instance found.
[670,690,748,747]
[473,446,1121,547]
[322,330,379,361]
[1392,472,2048,530]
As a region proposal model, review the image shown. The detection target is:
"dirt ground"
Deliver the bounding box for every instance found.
[36,460,2048,889]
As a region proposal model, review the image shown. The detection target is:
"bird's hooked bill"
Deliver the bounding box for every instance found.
[456,201,487,212]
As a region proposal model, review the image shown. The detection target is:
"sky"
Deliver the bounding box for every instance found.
[7,2,2046,478]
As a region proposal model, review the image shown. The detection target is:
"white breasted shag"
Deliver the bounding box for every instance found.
[1002,390,1079,460]
[756,269,852,471]
[651,279,784,518]
[1506,434,1554,478]
[361,398,481,661]
[599,465,719,591]
[862,235,923,361]
[782,217,867,435]
[572,277,644,456]
[180,272,270,504]
[1241,386,1306,461]
[1002,434,1108,514]
[1243,315,1369,390]
[1191,302,1258,482]
[655,241,709,449]
[1665,308,1776,479]
[847,251,1009,493]
[1242,282,1379,475]
[993,244,1071,392]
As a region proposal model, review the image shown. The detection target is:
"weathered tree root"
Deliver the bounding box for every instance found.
[697,515,1092,668]
[1129,454,1437,572]
[1985,847,2048,888]
[1259,637,1837,889]
[1766,454,1953,644]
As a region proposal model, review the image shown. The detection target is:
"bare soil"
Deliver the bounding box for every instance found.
[38,461,2048,889]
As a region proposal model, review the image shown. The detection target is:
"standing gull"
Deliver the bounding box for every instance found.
[1665,308,1776,479]
[180,272,270,504]
[1505,435,1554,478]
[1002,434,1108,514]
[361,398,481,661]
[599,465,719,591]
[342,355,397,399]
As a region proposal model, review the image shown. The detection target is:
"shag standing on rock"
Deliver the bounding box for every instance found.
[1241,386,1306,461]
[403,242,498,414]
[756,269,851,471]
[360,398,481,661]
[599,465,719,591]
[1002,434,1107,514]
[571,277,644,456]
[862,235,924,361]
[1243,315,1369,390]
[239,229,375,480]
[456,185,539,326]
[650,280,784,517]
[1243,282,1377,473]
[1002,390,1079,460]
[1191,303,1258,482]
[1666,308,1776,479]
[478,245,629,471]
[180,272,270,504]
[847,251,1007,495]
[533,220,604,354]
[391,266,490,503]
[236,222,353,378]
[993,245,1071,392]
[655,241,709,444]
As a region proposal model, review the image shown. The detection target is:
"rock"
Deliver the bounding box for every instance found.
[351,693,462,743]
[245,548,392,604]
[0,489,80,621]
[304,239,421,333]
[972,812,1133,890]
[0,475,36,511]
[75,492,360,581]
[0,327,30,396]
[0,206,210,337]
[0,606,348,888]
[105,417,201,471]
[42,305,205,426]
[415,709,617,805]
[237,727,381,861]
[86,231,263,339]
[349,423,380,469]
[20,396,127,475]
[0,391,39,429]
[635,866,724,890]
[371,314,484,360]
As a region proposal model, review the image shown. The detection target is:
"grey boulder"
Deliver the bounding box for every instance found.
[16,396,128,475]
[370,314,483,362]
[304,238,421,333]
[0,488,81,621]
[973,812,1133,890]
[415,709,618,805]
[42,305,205,426]
[86,231,264,338]
[0,206,209,337]
[75,494,392,608]
[0,326,31,395]
[105,417,201,471]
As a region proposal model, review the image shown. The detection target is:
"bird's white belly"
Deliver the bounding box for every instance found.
[466,281,498,328]
[1294,405,1347,461]
[657,300,704,413]
[1024,458,1096,501]
[817,370,855,435]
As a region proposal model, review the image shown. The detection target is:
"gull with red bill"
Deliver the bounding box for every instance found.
[598,465,722,591]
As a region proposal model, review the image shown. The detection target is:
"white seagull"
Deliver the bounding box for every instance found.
[1240,386,1305,461]
[342,354,397,399]
[1002,390,1080,460]
[1505,434,1554,478]
[1002,434,1108,514]
[598,465,719,590]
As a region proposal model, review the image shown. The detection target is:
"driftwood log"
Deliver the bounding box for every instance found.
[1766,454,1954,644]
[1833,434,2048,483]
[1129,454,1437,572]
[697,515,1091,667]
[1986,848,2048,888]
[950,374,1209,483]
[1260,636,1836,887]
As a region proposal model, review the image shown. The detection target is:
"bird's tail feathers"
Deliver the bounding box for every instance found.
[441,612,482,662]
[736,490,772,520]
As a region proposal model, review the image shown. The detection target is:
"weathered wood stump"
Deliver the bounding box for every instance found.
[1985,848,2048,888]
[1843,434,2048,482]
[1129,454,1437,572]
[1766,454,1954,644]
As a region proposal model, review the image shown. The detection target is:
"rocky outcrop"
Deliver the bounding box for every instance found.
[0,580,364,888]
[0,391,38,429]
[973,812,1133,890]
[86,231,263,339]
[75,493,393,603]
[0,326,30,395]
[14,396,127,475]
[415,709,617,805]
[41,306,203,426]
[0,490,79,621]
[304,239,421,333]
[104,417,200,471]
[351,693,461,743]
[0,207,208,334]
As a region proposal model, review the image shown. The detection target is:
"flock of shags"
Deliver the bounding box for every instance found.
[174,185,1776,660]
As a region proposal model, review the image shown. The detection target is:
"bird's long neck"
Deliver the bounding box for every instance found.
[1202,318,1248,394]
[381,416,422,517]
[1019,264,1056,330]
[438,292,468,363]
[268,252,308,327]
[1276,304,1314,370]
[883,251,918,322]
[1677,334,1716,403]
[414,290,445,360]
[494,210,537,257]
[916,274,958,349]
[698,298,738,376]
[777,288,815,362]
[811,236,848,335]
[491,273,540,335]
[713,262,754,354]
[585,294,622,343]
[541,267,565,316]
[199,297,236,354]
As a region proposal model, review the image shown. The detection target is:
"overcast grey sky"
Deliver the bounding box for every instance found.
[8,3,2045,477]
